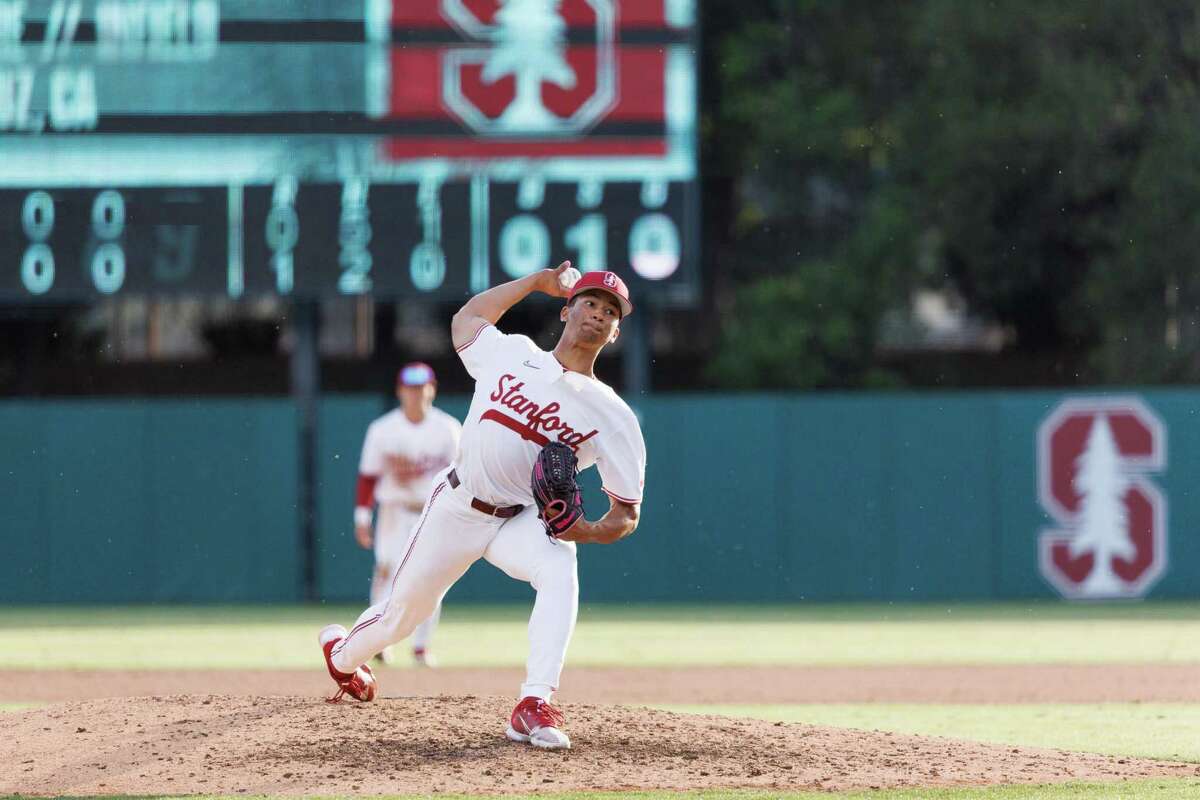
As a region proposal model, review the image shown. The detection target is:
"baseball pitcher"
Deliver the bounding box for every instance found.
[354,362,462,666]
[319,261,646,750]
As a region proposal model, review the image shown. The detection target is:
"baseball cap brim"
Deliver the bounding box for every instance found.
[398,363,435,386]
[570,286,633,318]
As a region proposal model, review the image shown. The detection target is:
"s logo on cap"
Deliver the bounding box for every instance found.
[567,270,633,317]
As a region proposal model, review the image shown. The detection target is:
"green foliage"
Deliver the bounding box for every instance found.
[708,2,921,388]
[902,1,1160,354]
[707,1,1200,387]
[708,268,867,389]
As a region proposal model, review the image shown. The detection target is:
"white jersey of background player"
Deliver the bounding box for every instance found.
[353,362,461,666]
[320,263,645,751]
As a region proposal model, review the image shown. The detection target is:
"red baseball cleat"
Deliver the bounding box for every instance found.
[506,696,570,750]
[318,624,377,703]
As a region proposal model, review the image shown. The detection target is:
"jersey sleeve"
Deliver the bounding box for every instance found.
[455,322,507,381]
[358,421,385,475]
[594,416,646,505]
[456,323,540,381]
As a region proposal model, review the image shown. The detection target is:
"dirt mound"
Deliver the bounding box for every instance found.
[1,695,1195,796]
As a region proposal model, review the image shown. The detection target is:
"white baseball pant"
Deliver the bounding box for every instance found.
[372,503,440,651]
[332,467,578,700]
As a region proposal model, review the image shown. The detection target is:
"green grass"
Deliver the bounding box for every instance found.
[6,601,1199,627]
[7,781,1200,798]
[658,704,1200,763]
[0,702,38,711]
[1,603,1199,669]
[5,605,1199,799]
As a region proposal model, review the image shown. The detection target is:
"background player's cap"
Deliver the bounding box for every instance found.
[398,362,436,387]
[568,271,634,317]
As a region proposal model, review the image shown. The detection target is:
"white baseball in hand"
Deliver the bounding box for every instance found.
[558,267,582,292]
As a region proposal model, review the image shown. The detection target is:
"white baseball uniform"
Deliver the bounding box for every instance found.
[359,406,462,568]
[358,406,461,650]
[332,322,646,698]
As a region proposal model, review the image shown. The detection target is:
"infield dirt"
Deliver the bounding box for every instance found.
[3,665,1200,795]
[2,694,1198,796]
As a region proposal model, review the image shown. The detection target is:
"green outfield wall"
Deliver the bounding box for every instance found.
[2,390,1195,603]
[0,399,300,603]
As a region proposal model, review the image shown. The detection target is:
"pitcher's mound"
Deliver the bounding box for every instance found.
[1,695,1194,796]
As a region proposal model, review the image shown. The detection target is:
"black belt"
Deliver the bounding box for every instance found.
[447,469,524,519]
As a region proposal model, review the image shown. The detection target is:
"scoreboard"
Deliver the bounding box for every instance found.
[0,0,698,303]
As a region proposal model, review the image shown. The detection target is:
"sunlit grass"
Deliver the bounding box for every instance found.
[0,702,39,711]
[0,603,1198,669]
[657,703,1200,763]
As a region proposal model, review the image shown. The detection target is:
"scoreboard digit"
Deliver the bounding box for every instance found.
[0,1,699,306]
[2,186,227,297]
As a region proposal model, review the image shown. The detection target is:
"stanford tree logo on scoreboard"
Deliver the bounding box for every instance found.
[0,1,699,301]
[1036,397,1168,600]
[440,0,616,136]
[385,0,679,159]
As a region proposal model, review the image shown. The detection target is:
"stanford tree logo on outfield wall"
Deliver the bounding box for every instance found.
[1037,397,1168,599]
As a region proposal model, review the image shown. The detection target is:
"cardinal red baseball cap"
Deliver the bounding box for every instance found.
[568,270,633,317]
[397,362,435,386]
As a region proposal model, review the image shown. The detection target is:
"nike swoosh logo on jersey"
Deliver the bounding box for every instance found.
[523,360,541,369]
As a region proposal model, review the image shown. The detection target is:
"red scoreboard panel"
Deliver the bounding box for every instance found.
[385,0,678,159]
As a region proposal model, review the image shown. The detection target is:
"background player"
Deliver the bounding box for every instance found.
[354,362,462,666]
[320,262,646,749]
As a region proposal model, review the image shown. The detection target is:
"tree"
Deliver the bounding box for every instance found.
[707,189,914,389]
[705,1,1200,387]
[899,1,1200,375]
[706,1,921,388]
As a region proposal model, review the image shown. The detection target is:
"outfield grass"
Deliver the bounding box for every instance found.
[1,603,1198,670]
[658,703,1200,763]
[4,604,1200,799]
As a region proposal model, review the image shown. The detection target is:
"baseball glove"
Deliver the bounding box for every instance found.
[531,442,584,538]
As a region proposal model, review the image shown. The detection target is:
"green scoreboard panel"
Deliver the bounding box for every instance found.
[0,0,698,303]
